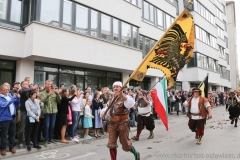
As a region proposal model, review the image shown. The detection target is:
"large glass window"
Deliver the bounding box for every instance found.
[0,60,15,88]
[133,26,138,48]
[62,0,72,30]
[144,38,150,57]
[143,1,154,23]
[113,18,119,43]
[195,25,217,49]
[76,5,88,34]
[187,52,196,67]
[216,7,222,20]
[217,25,224,39]
[0,0,8,19]
[121,22,131,46]
[90,10,98,37]
[34,63,121,90]
[40,0,60,26]
[218,45,225,59]
[166,14,171,29]
[224,36,228,48]
[195,1,215,25]
[10,0,22,23]
[157,9,163,29]
[101,14,111,41]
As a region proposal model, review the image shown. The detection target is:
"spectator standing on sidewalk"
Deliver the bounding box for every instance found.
[0,85,20,156]
[25,90,42,151]
[40,80,61,147]
[83,99,94,139]
[18,81,36,149]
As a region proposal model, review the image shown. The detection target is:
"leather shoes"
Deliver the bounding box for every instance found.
[131,136,139,141]
[1,150,6,156]
[9,148,16,154]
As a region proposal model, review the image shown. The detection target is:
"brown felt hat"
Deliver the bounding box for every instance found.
[191,88,202,95]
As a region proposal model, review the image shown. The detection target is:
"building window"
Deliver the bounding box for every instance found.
[121,22,131,46]
[90,10,98,37]
[226,53,229,64]
[101,14,111,41]
[224,36,228,48]
[187,52,197,67]
[218,45,225,59]
[40,0,60,27]
[195,1,215,25]
[0,60,15,86]
[132,26,138,48]
[143,1,154,23]
[217,25,224,39]
[62,0,72,30]
[173,81,182,91]
[0,0,22,29]
[223,20,227,31]
[34,62,121,91]
[190,83,199,88]
[125,0,142,8]
[140,35,157,58]
[195,25,216,49]
[183,0,194,11]
[223,4,226,15]
[157,9,163,29]
[113,18,119,43]
[227,70,230,80]
[216,7,222,20]
[212,86,216,91]
[75,5,88,34]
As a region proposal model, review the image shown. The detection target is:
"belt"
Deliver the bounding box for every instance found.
[140,112,150,116]
[191,113,201,116]
[110,114,128,122]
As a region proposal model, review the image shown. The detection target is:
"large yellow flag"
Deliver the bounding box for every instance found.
[130,9,194,88]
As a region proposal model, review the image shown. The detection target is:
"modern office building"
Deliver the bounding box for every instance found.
[0,0,233,92]
[226,1,238,90]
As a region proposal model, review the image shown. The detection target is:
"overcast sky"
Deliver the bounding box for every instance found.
[231,0,240,75]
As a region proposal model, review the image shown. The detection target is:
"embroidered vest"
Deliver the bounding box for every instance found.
[110,96,129,116]
[187,96,208,119]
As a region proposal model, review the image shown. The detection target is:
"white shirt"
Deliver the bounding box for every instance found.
[4,95,15,116]
[189,97,210,120]
[138,102,152,117]
[70,97,82,112]
[84,104,93,118]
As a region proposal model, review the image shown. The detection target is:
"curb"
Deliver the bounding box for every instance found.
[2,127,137,159]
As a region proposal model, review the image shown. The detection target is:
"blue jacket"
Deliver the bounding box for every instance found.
[0,93,20,122]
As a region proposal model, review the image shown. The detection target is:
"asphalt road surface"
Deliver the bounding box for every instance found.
[3,106,240,160]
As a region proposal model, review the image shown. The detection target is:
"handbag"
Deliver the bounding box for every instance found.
[29,117,35,123]
[67,106,72,125]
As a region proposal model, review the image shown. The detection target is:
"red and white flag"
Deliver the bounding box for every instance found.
[151,77,168,131]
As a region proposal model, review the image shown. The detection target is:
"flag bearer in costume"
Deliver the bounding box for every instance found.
[226,91,240,127]
[183,88,212,145]
[131,90,155,141]
[100,82,140,160]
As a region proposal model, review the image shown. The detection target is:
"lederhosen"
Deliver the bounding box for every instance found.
[187,97,208,136]
[136,99,155,131]
[226,97,240,120]
[107,96,132,151]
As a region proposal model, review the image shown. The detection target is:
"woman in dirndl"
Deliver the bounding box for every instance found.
[92,91,103,138]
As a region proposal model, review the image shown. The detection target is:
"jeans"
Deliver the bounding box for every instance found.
[44,113,56,141]
[26,117,40,146]
[71,111,80,137]
[0,118,16,150]
[130,112,136,125]
[18,111,27,144]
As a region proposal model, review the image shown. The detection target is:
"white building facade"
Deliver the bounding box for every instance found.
[0,0,232,92]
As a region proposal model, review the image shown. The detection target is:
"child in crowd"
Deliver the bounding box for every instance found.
[83,99,94,139]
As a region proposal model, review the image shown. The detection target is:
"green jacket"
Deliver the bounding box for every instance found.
[40,90,61,114]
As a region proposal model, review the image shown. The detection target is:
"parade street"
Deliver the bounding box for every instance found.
[4,106,240,160]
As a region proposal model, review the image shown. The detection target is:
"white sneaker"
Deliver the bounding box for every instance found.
[74,135,80,139]
[71,137,79,142]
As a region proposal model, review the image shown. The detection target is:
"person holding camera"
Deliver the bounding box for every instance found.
[25,90,41,151]
[40,80,61,147]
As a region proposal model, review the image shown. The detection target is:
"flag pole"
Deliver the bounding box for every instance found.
[198,73,209,88]
[104,0,194,115]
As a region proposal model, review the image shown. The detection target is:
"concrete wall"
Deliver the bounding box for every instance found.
[15,59,34,83]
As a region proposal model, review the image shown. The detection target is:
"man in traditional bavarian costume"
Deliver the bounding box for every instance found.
[183,88,212,145]
[226,91,240,127]
[100,82,140,160]
[131,90,154,141]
